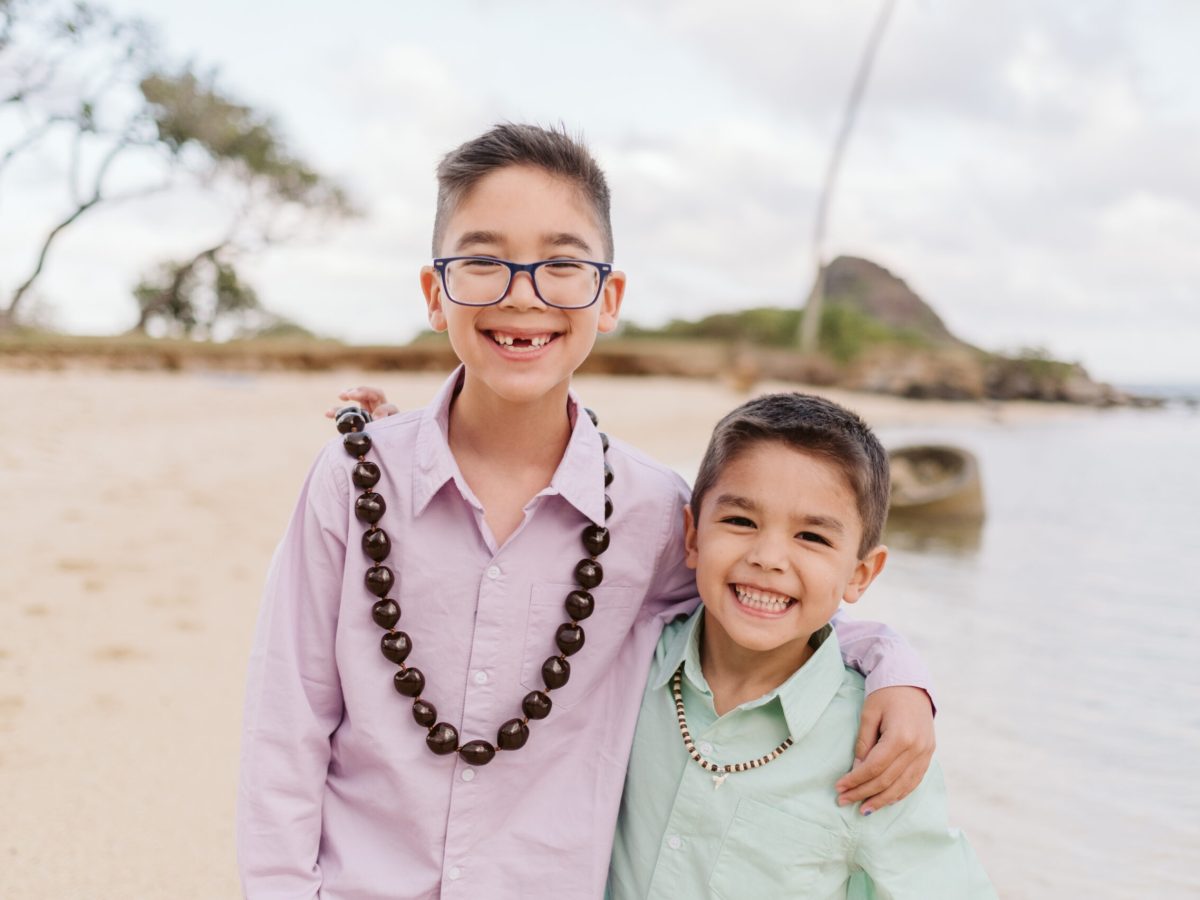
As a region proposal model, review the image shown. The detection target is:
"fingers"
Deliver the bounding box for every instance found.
[837,744,913,809]
[337,385,389,414]
[856,761,927,815]
[836,711,882,794]
[373,403,400,419]
[853,705,882,765]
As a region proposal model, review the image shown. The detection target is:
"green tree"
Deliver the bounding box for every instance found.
[130,68,356,337]
[0,0,355,333]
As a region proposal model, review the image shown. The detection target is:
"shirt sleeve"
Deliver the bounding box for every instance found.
[236,442,348,899]
[832,611,936,703]
[851,761,997,899]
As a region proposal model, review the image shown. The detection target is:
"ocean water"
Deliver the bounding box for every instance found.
[865,406,1200,898]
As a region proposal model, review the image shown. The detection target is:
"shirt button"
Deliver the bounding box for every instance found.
[448,865,462,880]
[667,835,682,850]
[698,741,714,755]
[486,565,501,580]
[473,670,488,685]
[461,768,475,782]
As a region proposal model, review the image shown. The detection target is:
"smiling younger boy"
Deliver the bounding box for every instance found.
[240,124,936,899]
[609,394,994,899]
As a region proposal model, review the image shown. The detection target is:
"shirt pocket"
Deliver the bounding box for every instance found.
[519,582,639,712]
[709,797,837,899]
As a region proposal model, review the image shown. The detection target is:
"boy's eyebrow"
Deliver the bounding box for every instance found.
[543,231,593,254]
[454,230,503,252]
[451,230,595,256]
[712,493,758,512]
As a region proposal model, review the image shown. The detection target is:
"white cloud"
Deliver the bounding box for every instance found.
[3,0,1198,382]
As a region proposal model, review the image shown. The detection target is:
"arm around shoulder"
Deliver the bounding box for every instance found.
[237,441,350,897]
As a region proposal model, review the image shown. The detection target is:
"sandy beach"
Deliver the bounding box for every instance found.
[0,368,1092,898]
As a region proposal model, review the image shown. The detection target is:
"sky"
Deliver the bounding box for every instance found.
[2,0,1198,384]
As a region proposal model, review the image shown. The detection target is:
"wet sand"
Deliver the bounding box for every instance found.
[0,368,1085,898]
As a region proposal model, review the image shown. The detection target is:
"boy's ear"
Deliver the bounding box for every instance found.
[682,504,699,571]
[842,544,888,605]
[596,269,625,335]
[420,265,448,332]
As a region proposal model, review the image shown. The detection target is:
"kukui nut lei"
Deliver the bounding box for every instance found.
[335,404,613,766]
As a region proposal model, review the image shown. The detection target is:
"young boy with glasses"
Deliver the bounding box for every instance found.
[239,124,936,898]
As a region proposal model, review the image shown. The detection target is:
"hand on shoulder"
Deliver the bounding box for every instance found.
[324,385,400,420]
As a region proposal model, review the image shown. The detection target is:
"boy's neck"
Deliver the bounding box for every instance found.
[448,371,573,468]
[699,612,819,717]
[446,371,574,546]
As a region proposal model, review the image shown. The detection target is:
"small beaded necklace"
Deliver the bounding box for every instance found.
[671,665,794,789]
[334,402,613,768]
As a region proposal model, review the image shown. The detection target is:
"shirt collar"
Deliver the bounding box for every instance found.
[411,366,607,525]
[650,608,845,743]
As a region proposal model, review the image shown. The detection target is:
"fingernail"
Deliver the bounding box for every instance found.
[862,807,873,817]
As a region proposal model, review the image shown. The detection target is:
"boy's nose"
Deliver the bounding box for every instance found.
[499,271,543,309]
[745,534,788,572]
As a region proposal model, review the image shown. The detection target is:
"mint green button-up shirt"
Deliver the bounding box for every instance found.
[609,611,995,899]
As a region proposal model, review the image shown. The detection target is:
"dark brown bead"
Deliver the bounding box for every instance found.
[365,565,394,597]
[574,559,603,589]
[458,740,496,766]
[603,462,614,487]
[362,528,391,562]
[371,598,400,629]
[584,407,598,426]
[426,722,459,755]
[412,699,437,728]
[581,524,610,557]
[542,656,570,690]
[355,492,386,524]
[555,623,585,656]
[604,494,613,520]
[564,589,594,621]
[380,631,412,665]
[352,460,381,489]
[599,431,609,452]
[522,690,552,720]
[497,718,530,751]
[393,667,425,697]
[336,407,368,434]
[343,431,372,457]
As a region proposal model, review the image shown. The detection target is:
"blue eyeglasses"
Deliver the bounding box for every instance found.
[433,257,612,309]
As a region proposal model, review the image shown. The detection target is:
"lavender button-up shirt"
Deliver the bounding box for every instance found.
[237,369,931,900]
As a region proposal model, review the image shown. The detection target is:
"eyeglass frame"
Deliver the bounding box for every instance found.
[432,256,613,309]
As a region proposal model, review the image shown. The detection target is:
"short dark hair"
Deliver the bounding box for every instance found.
[691,393,890,557]
[432,123,614,261]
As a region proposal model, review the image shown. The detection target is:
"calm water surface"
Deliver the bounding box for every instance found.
[870,407,1200,899]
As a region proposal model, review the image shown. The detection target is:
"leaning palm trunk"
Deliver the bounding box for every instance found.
[798,0,898,355]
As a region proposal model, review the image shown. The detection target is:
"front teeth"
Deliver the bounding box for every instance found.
[490,332,552,348]
[734,585,794,612]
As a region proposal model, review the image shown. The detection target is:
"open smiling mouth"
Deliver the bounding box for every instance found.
[485,329,563,351]
[733,584,798,615]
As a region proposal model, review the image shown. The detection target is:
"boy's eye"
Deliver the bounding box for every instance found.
[797,531,832,546]
[541,260,586,275]
[464,258,504,270]
[720,516,756,528]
